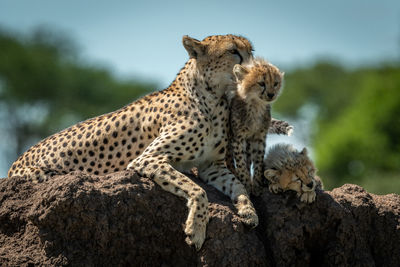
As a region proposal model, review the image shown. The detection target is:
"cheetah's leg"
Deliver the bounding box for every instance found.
[225,138,236,176]
[249,136,267,196]
[231,134,252,193]
[198,160,258,228]
[8,166,59,183]
[127,153,208,251]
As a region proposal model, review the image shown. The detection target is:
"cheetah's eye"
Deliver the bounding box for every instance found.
[229,49,243,64]
[273,81,279,87]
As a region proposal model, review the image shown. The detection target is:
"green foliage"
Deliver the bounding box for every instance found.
[275,61,400,194]
[0,28,155,164]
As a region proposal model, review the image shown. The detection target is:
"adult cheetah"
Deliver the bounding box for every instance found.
[8,34,258,250]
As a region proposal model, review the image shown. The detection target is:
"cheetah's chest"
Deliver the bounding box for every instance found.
[174,101,229,172]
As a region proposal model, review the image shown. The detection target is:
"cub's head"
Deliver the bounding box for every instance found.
[263,144,319,193]
[233,58,284,103]
[182,34,254,94]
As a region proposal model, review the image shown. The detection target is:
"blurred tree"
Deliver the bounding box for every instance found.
[314,65,400,191]
[0,28,155,168]
[274,61,400,194]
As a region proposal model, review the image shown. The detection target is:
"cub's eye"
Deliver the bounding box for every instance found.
[258,82,265,88]
[273,81,279,87]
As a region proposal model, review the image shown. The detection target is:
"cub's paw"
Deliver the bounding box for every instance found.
[268,183,282,194]
[299,190,316,203]
[269,119,294,136]
[184,219,206,251]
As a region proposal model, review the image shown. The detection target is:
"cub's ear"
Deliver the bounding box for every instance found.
[233,64,249,82]
[300,147,308,156]
[182,35,205,59]
[264,168,278,182]
[280,71,285,77]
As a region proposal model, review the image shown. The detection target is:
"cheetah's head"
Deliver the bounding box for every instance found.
[182,34,254,95]
[233,58,284,103]
[263,144,320,193]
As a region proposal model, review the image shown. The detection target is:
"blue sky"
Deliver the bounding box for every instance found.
[0,0,399,176]
[0,0,399,87]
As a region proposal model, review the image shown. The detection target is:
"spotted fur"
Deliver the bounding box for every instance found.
[8,34,258,250]
[263,143,323,203]
[226,58,284,196]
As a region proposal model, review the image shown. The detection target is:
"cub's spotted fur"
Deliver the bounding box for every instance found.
[226,58,284,195]
[263,143,323,203]
[8,34,258,250]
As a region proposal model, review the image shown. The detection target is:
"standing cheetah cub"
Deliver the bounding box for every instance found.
[263,143,323,203]
[227,58,284,195]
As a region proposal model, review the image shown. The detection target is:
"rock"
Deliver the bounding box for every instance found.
[255,184,400,266]
[0,172,399,266]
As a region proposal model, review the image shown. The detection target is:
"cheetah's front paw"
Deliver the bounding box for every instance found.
[184,218,206,251]
[235,195,258,228]
[268,183,282,194]
[238,205,259,228]
[299,190,316,203]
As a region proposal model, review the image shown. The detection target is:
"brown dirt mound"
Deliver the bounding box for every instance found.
[0,171,399,266]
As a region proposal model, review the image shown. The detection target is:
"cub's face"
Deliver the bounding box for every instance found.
[183,35,254,93]
[263,148,317,193]
[233,59,284,103]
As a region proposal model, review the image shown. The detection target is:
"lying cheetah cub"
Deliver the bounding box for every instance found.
[263,143,323,203]
[227,58,284,195]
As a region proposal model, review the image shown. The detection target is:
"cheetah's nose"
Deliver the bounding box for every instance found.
[267,93,275,99]
[306,181,314,189]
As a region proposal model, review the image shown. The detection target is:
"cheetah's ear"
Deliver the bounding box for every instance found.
[233,64,249,82]
[300,147,308,156]
[183,36,205,59]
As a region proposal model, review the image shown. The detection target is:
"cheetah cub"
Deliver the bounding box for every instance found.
[263,143,323,203]
[227,58,284,195]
